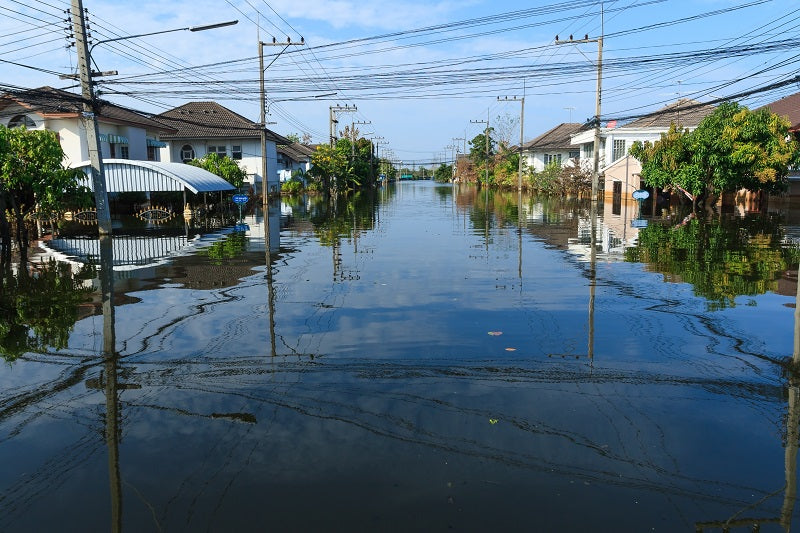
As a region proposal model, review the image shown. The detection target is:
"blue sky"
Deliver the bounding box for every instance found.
[2,0,798,166]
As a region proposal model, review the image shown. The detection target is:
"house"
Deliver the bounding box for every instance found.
[758,92,800,133]
[758,91,800,197]
[520,122,588,172]
[569,98,716,198]
[155,101,290,194]
[277,142,315,182]
[0,86,174,166]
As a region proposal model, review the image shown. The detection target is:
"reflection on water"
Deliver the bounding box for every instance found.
[2,182,800,531]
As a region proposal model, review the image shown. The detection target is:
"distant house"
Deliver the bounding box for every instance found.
[0,86,174,166]
[520,122,588,172]
[277,142,315,182]
[155,101,290,194]
[571,98,716,173]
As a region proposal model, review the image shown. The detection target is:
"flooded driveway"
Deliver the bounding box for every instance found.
[1,181,799,531]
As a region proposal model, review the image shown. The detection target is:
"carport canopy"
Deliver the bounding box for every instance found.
[73,159,236,194]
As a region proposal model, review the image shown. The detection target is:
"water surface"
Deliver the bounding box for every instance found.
[1,181,799,532]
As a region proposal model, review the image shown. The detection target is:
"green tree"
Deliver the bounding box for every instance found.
[469,129,497,186]
[309,137,377,194]
[188,152,247,189]
[0,126,89,262]
[285,133,301,144]
[433,163,452,183]
[630,102,800,206]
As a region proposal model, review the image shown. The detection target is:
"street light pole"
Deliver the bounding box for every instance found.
[68,3,238,235]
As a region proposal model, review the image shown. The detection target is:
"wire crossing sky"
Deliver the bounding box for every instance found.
[1,0,798,164]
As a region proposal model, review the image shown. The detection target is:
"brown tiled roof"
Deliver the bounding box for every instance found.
[155,101,289,143]
[0,86,175,132]
[277,142,315,162]
[758,92,800,131]
[522,122,587,151]
[620,98,715,129]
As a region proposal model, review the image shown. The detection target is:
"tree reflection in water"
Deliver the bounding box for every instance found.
[0,259,95,362]
[625,213,800,309]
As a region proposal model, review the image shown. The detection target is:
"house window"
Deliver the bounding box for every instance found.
[181,144,195,163]
[582,143,593,159]
[544,153,562,166]
[147,145,159,161]
[569,151,580,160]
[7,114,36,128]
[612,139,626,162]
[232,145,242,160]
[119,145,129,159]
[110,143,116,158]
[208,145,226,157]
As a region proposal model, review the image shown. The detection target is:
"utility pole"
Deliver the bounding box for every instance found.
[70,0,112,235]
[555,24,603,201]
[329,105,356,146]
[498,95,525,192]
[260,37,302,205]
[470,112,490,188]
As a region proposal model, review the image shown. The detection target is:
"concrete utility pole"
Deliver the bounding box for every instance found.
[555,24,603,200]
[260,37,302,204]
[329,105,357,146]
[70,0,112,235]
[470,112,490,188]
[497,95,525,192]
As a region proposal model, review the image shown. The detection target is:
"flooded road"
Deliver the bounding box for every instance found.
[1,181,799,531]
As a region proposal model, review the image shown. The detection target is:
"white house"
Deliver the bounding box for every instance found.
[0,86,174,166]
[570,99,717,196]
[520,122,589,173]
[277,142,315,182]
[155,102,290,194]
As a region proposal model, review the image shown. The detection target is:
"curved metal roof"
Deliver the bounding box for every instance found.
[73,159,236,194]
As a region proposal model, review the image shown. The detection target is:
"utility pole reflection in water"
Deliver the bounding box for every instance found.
[99,235,122,532]
[264,204,277,357]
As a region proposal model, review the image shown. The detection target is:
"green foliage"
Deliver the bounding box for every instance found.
[492,146,521,188]
[433,163,452,183]
[624,214,799,309]
[468,130,497,184]
[0,126,89,213]
[0,259,95,361]
[631,103,800,204]
[309,138,377,194]
[188,152,248,189]
[285,133,301,144]
[281,179,304,194]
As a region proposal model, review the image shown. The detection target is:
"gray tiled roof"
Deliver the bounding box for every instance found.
[620,98,715,129]
[277,142,315,162]
[155,101,289,143]
[522,123,588,151]
[0,86,174,132]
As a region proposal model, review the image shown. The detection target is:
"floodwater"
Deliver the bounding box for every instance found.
[2,180,800,532]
